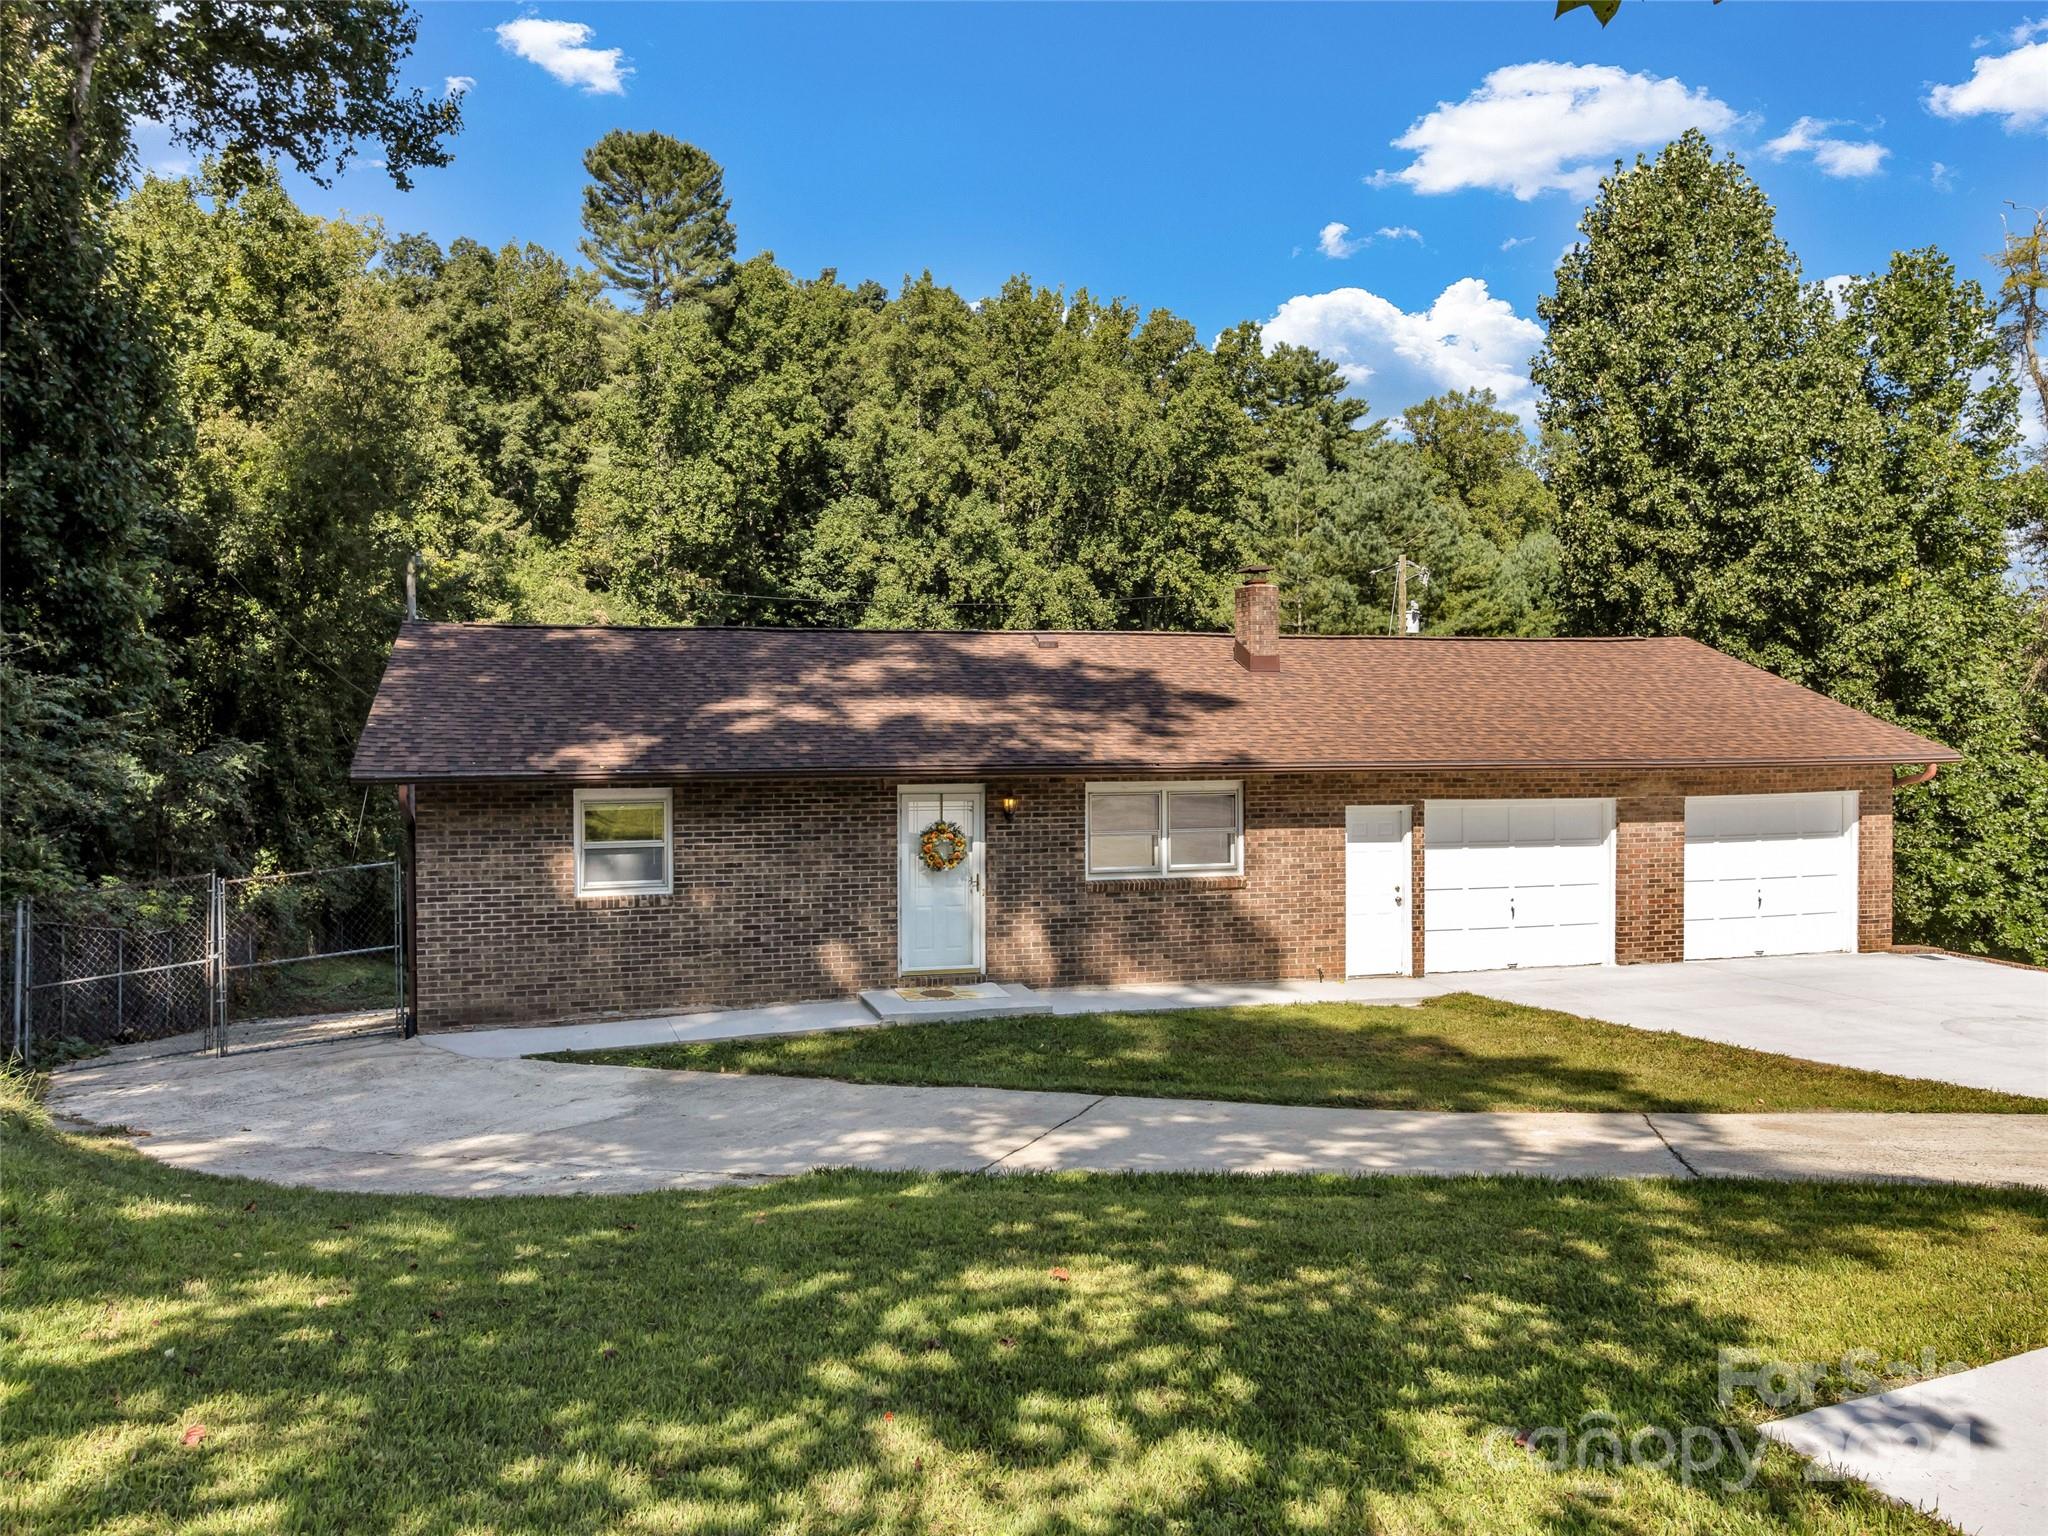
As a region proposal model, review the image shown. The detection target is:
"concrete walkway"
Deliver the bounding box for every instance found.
[1764,1348,2048,1536]
[420,955,2047,1099]
[424,976,1448,1061]
[47,1033,2048,1196]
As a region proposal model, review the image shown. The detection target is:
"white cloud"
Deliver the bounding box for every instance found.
[1261,278,1545,425]
[1820,273,1858,316]
[1317,222,1422,257]
[1928,39,2048,132]
[1763,116,1889,177]
[1500,234,1536,251]
[1371,61,1739,200]
[495,18,629,94]
[445,75,476,98]
[1930,160,1955,191]
[1318,222,1364,259]
[2007,16,2048,45]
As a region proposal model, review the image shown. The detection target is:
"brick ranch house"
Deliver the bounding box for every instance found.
[351,572,1957,1032]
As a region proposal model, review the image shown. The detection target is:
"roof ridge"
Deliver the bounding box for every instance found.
[401,620,1667,644]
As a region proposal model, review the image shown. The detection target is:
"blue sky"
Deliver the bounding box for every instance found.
[142,2,2047,434]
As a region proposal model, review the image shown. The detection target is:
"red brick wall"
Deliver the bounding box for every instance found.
[414,766,1893,1029]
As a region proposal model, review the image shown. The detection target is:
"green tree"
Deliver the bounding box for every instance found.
[1991,205,2047,572]
[120,166,506,869]
[1834,253,2048,959]
[579,130,737,312]
[1403,388,1561,635]
[1536,132,2048,960]
[391,234,617,542]
[1,1,455,893]
[1403,389,1554,544]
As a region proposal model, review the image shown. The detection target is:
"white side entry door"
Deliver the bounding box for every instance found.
[898,786,984,974]
[1345,805,1412,976]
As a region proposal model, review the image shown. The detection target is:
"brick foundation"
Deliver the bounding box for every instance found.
[413,767,1893,1030]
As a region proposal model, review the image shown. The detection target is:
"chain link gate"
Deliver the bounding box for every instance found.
[215,861,403,1055]
[5,863,404,1065]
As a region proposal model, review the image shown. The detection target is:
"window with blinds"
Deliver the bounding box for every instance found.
[1084,783,1242,878]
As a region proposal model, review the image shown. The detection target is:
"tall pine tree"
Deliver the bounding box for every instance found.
[578,130,737,312]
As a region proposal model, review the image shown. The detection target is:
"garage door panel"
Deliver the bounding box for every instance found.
[1751,838,1827,880]
[1539,882,1612,928]
[1542,843,1612,883]
[1458,803,1509,844]
[1760,873,1847,918]
[1685,840,1752,883]
[1684,793,1857,961]
[1425,930,1489,975]
[1796,798,1850,836]
[1461,847,1525,887]
[1425,798,1614,973]
[1550,800,1609,843]
[1687,880,1758,922]
[1429,886,1511,931]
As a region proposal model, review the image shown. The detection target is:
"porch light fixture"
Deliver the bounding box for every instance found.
[998,793,1018,823]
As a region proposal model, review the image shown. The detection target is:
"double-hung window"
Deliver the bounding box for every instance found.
[1085,782,1242,879]
[574,788,672,897]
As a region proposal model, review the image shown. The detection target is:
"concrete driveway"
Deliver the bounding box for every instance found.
[46,1032,2048,1196]
[1458,952,2047,1097]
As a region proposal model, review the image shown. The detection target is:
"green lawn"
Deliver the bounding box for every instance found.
[551,994,2048,1114]
[5,1075,2047,1534]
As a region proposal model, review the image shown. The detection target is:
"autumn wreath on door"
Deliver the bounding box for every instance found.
[919,819,970,872]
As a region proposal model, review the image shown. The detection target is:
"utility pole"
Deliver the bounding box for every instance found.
[1390,554,1428,635]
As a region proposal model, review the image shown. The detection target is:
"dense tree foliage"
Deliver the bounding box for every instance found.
[1538,133,2048,959]
[1,1,458,892]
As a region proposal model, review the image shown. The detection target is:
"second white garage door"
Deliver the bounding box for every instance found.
[1684,792,1859,960]
[1424,799,1615,973]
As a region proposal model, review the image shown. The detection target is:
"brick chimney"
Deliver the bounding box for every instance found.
[1233,566,1280,672]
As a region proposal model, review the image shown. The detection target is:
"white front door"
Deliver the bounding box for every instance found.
[1345,805,1412,976]
[898,786,984,974]
[1424,798,1616,973]
[1685,792,1859,960]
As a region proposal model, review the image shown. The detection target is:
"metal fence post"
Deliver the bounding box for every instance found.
[214,875,228,1057]
[207,875,219,1057]
[10,899,26,1060]
[391,862,405,1036]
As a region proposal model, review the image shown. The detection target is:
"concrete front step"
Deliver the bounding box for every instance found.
[859,981,1051,1025]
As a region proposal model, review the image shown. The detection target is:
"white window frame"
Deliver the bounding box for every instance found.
[573,787,673,898]
[1084,780,1243,881]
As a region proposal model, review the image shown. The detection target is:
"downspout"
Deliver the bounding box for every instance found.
[398,556,420,1036]
[399,783,418,1036]
[1893,764,1939,789]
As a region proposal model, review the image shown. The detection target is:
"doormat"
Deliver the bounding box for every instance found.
[895,983,1001,1002]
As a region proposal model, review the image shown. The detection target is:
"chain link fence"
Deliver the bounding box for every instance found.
[6,862,403,1065]
[10,875,217,1061]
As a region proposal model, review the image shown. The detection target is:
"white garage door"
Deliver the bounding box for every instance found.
[1685,792,1858,960]
[1424,799,1614,973]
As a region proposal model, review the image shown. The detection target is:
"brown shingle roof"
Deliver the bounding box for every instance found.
[349,622,1957,783]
